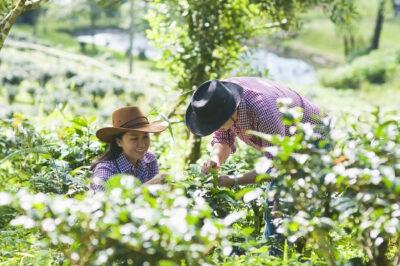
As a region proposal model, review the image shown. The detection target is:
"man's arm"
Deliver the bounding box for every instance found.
[218,169,271,187]
[203,127,237,174]
[202,143,231,174]
[211,143,231,166]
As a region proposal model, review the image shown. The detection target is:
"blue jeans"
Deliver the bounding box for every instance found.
[263,181,277,239]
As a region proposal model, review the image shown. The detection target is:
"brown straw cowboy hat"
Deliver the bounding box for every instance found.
[96,106,167,142]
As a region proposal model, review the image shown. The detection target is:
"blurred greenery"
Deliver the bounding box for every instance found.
[0,0,400,265]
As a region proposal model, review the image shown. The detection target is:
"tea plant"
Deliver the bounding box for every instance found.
[1,176,233,265]
[0,114,102,195]
[251,102,400,265]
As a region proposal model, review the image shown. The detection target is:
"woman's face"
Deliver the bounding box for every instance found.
[117,131,150,164]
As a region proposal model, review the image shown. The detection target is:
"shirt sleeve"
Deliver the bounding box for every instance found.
[145,152,159,182]
[91,163,116,192]
[211,128,237,153]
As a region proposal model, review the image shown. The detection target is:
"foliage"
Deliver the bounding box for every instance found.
[0,113,101,195]
[251,101,400,265]
[0,48,143,113]
[320,48,399,89]
[1,176,232,265]
[1,2,399,263]
[1,100,400,265]
[0,0,48,50]
[146,0,358,163]
[147,0,357,98]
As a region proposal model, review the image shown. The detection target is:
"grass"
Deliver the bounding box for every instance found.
[8,22,168,90]
[264,1,400,65]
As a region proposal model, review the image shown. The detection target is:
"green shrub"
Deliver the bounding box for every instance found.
[252,102,400,265]
[2,177,232,265]
[0,51,143,113]
[320,49,398,89]
[0,114,101,194]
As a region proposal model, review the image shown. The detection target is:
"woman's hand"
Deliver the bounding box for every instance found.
[145,173,167,185]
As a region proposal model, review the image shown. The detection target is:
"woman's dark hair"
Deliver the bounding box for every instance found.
[90,134,123,171]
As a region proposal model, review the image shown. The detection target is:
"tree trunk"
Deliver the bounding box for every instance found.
[344,36,349,57]
[0,0,27,50]
[186,134,202,164]
[394,236,400,266]
[128,0,134,73]
[343,34,355,58]
[369,0,385,51]
[89,2,97,52]
[374,239,389,266]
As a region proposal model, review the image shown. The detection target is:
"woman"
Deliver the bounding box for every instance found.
[90,106,167,191]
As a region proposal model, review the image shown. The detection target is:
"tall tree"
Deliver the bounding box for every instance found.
[127,0,134,73]
[369,0,386,51]
[0,0,47,50]
[147,0,357,163]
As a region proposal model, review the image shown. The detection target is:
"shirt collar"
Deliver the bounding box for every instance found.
[115,152,135,173]
[115,152,153,173]
[234,97,246,128]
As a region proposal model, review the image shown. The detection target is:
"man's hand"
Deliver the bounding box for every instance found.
[201,160,219,174]
[218,175,235,188]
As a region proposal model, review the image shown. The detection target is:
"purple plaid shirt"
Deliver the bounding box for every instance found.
[211,77,322,156]
[91,151,159,191]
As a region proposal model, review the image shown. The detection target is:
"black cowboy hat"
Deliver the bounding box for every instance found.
[185,79,244,137]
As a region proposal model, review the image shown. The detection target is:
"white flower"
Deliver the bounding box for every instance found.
[293,153,309,164]
[243,188,263,203]
[224,211,245,226]
[255,157,272,174]
[201,220,218,240]
[0,192,12,206]
[10,216,36,229]
[324,173,336,185]
[265,146,278,157]
[41,218,56,232]
[166,208,188,235]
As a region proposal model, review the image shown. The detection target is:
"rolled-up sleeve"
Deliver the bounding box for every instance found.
[211,128,237,153]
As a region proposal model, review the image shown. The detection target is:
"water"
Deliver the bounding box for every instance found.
[77,30,317,85]
[247,49,317,85]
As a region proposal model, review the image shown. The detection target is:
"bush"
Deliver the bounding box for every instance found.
[320,49,398,89]
[0,114,101,195]
[0,50,143,113]
[2,177,232,265]
[252,102,400,265]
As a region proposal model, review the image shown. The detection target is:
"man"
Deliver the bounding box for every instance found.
[185,76,323,238]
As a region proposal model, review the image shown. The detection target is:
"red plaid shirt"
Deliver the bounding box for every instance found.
[211,77,321,156]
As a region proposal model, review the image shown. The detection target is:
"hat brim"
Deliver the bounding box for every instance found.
[185,81,243,137]
[96,120,168,142]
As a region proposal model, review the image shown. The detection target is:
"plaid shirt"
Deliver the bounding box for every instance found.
[91,151,159,191]
[211,77,322,156]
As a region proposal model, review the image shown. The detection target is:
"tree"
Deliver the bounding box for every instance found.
[0,0,47,50]
[146,0,357,163]
[369,0,386,51]
[127,0,134,73]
